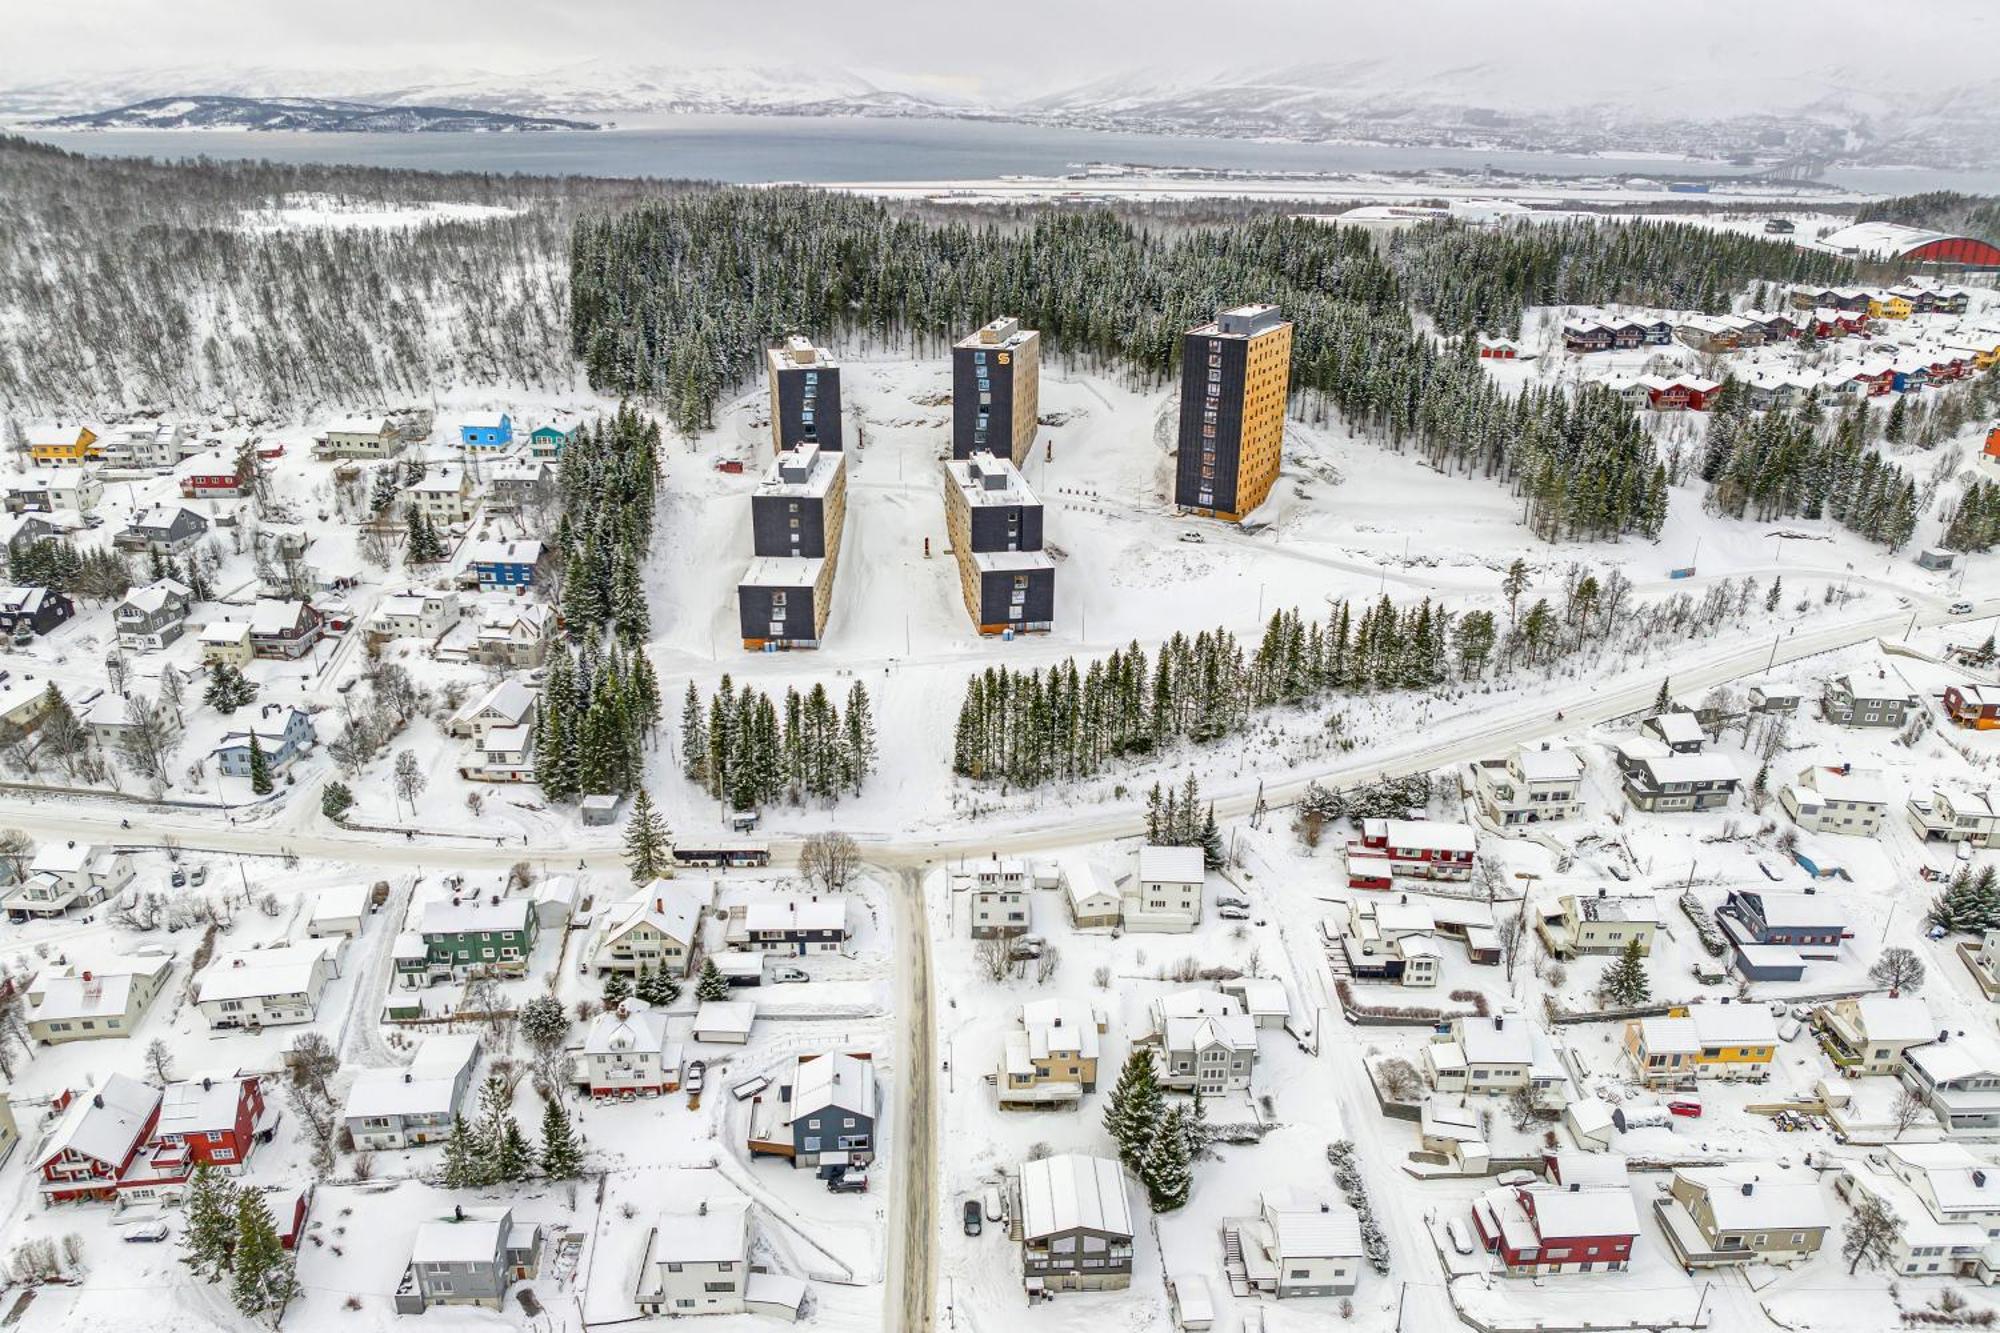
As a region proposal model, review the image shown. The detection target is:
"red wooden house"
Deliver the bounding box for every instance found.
[1945,685,2000,729]
[1472,1180,1640,1275]
[37,1074,162,1203]
[1646,379,1692,412]
[1477,335,1520,360]
[1680,379,1721,411]
[152,1075,271,1175]
[176,449,251,499]
[1346,817,1476,888]
[1834,310,1868,336]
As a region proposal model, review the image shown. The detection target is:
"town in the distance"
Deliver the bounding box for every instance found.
[3,69,2000,1333]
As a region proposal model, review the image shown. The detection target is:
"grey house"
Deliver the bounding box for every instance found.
[114,579,193,651]
[115,504,209,557]
[394,1206,541,1314]
[1617,743,1740,813]
[1017,1154,1134,1293]
[1821,674,1918,729]
[746,1051,876,1168]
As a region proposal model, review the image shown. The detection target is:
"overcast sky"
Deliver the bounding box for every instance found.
[5,0,1996,103]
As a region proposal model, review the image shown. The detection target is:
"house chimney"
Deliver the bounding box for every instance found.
[1977,1170,1988,1188]
[1741,1182,1754,1197]
[454,1204,464,1222]
[1569,1182,1580,1192]
[92,1094,103,1109]
[698,1201,708,1216]
[80,970,92,982]
[404,1071,413,1083]
[654,899,663,914]
[1493,1015,1504,1031]
[201,1077,212,1092]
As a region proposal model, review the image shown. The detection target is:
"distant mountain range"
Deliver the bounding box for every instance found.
[8,64,1998,170]
[31,94,597,133]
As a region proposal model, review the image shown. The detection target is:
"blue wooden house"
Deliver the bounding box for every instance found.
[528,424,571,460]
[465,539,548,590]
[1890,363,1930,394]
[459,412,514,450]
[213,705,316,777]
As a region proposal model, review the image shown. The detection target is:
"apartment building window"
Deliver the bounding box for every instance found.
[771,591,787,606]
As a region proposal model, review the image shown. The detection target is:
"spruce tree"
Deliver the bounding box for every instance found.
[439,1116,485,1190]
[180,1163,238,1281]
[229,1188,292,1320]
[680,682,708,782]
[623,787,671,883]
[1651,677,1672,715]
[634,962,680,1007]
[1602,937,1652,1007]
[247,732,272,795]
[1101,1050,1164,1171]
[1199,804,1225,870]
[494,1116,533,1183]
[540,1097,582,1179]
[1139,1105,1194,1212]
[602,968,632,1007]
[695,958,730,1003]
[843,681,877,793]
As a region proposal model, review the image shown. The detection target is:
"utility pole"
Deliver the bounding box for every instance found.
[1394,1280,1407,1331]
[1767,633,1781,670]
[1904,609,1919,640]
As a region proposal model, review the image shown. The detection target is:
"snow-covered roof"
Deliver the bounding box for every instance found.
[342,1033,479,1120]
[1908,1038,2000,1086]
[1062,860,1116,911]
[450,678,537,728]
[1367,898,1436,934]
[1688,1004,1779,1047]
[1019,1153,1132,1241]
[30,841,103,876]
[1165,1012,1258,1056]
[1641,753,1739,785]
[603,884,703,948]
[1514,743,1582,781]
[327,416,390,435]
[1738,891,1843,929]
[39,1074,160,1169]
[1888,1143,2000,1214]
[1648,712,1706,745]
[310,883,370,924]
[460,411,509,430]
[27,958,167,1023]
[1154,989,1243,1023]
[584,1000,674,1057]
[789,1051,874,1120]
[693,1000,756,1037]
[196,943,330,1004]
[1379,819,1477,853]
[743,899,846,935]
[464,538,544,566]
[1137,844,1204,885]
[654,1199,747,1265]
[1456,1016,1532,1067]
[198,620,249,644]
[248,599,309,635]
[1820,221,1972,258]
[1634,1017,1700,1055]
[1523,1182,1640,1240]
[1801,765,1889,805]
[1844,996,1936,1046]
[120,580,191,615]
[1548,1151,1629,1189]
[412,1208,509,1265]
[420,894,534,936]
[1263,1191,1362,1258]
[1020,998,1099,1061]
[157,1075,252,1138]
[1575,891,1659,925]
[1678,1167,1827,1231]
[1224,978,1289,1019]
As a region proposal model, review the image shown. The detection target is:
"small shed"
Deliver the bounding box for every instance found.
[711,953,766,987]
[1917,548,1956,571]
[533,876,578,930]
[693,1000,757,1044]
[1168,1273,1215,1330]
[307,884,369,939]
[1565,1096,1616,1151]
[580,793,622,827]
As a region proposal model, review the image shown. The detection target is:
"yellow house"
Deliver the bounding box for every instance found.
[28,425,100,467]
[1626,1005,1779,1083]
[1866,293,1912,320]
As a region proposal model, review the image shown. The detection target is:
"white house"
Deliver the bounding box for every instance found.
[968,856,1031,939]
[1780,764,1890,837]
[194,943,334,1030]
[446,679,538,740]
[369,590,460,641]
[1123,844,1204,933]
[1063,860,1121,929]
[2,842,135,920]
[691,1001,757,1045]
[1150,990,1258,1094]
[308,884,371,939]
[575,1000,684,1099]
[1472,743,1586,825]
[592,884,704,978]
[1223,1191,1363,1299]
[24,956,173,1044]
[1426,1013,1568,1107]
[635,1199,751,1316]
[342,1033,481,1150]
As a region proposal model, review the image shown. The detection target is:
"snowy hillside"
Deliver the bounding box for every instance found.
[34,94,598,133]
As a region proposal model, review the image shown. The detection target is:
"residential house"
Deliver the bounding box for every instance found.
[195,620,251,666]
[1122,844,1204,932]
[2,842,135,920]
[3,512,72,560]
[175,448,249,499]
[968,857,1031,939]
[1420,1097,1491,1174]
[575,1000,684,1099]
[1855,1144,2000,1277]
[400,894,540,983]
[7,471,101,514]
[114,579,193,651]
[1475,335,1519,359]
[463,538,547,590]
[487,459,553,508]
[307,883,369,939]
[1537,889,1659,959]
[406,468,475,526]
[1963,929,2000,1002]
[1615,739,1740,813]
[1425,1013,1567,1106]
[153,1075,269,1178]
[592,885,703,978]
[1062,861,1121,930]
[1626,1005,1779,1083]
[998,998,1104,1109]
[315,417,398,459]
[115,504,207,558]
[0,1092,18,1167]
[446,678,537,740]
[212,705,316,778]
[471,600,553,668]
[1472,1171,1640,1275]
[247,598,322,659]
[1562,320,1613,354]
[1641,710,1708,753]
[1471,742,1586,825]
[83,692,182,751]
[100,422,186,470]
[634,1199,753,1317]
[1016,1154,1133,1292]
[368,589,459,641]
[1223,1191,1363,1297]
[1345,818,1476,889]
[24,956,172,1044]
[1909,786,1996,847]
[1336,897,1442,988]
[342,1033,481,1150]
[35,1074,161,1202]
[1835,1155,1991,1280]
[1655,1167,1829,1267]
[193,942,334,1029]
[1902,1040,2000,1136]
[1813,996,1938,1075]
[724,899,847,955]
[745,1051,876,1168]
[1821,673,1918,728]
[527,423,571,459]
[1219,978,1289,1028]
[28,425,100,467]
[1780,764,1890,836]
[0,586,74,639]
[1150,990,1258,1093]
[1719,889,1847,981]
[1945,684,2000,730]
[394,1207,541,1314]
[458,412,513,450]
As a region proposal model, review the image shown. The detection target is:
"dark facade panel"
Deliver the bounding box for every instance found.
[1173,335,1246,512]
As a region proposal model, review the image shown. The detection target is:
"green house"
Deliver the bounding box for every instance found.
[406,896,539,982]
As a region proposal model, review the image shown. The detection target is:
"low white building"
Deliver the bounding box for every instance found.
[1062,861,1121,929]
[1122,845,1204,933]
[1472,743,1586,825]
[575,1000,683,1099]
[1150,990,1257,1094]
[1781,764,1890,837]
[369,589,460,641]
[692,1001,756,1045]
[24,956,173,1044]
[342,1033,481,1149]
[1,842,135,920]
[194,942,335,1030]
[633,1197,808,1321]
[1223,1191,1363,1299]
[308,884,371,939]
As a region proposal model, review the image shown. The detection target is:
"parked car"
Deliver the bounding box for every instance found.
[1178,530,1205,544]
[827,1168,869,1194]
[982,1186,1005,1223]
[1214,896,1250,911]
[1494,1169,1536,1186]
[1217,905,1251,921]
[769,965,809,984]
[1950,599,1975,615]
[685,1060,706,1094]
[1445,1217,1474,1255]
[962,1200,984,1236]
[121,1222,169,1243]
[170,869,186,888]
[1009,935,1046,960]
[189,865,208,887]
[1668,1098,1704,1119]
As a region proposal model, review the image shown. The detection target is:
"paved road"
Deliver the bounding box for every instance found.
[885,867,937,1333]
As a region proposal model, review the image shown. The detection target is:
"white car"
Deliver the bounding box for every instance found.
[1445,1217,1475,1256]
[1178,530,1206,544]
[1951,600,1975,615]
